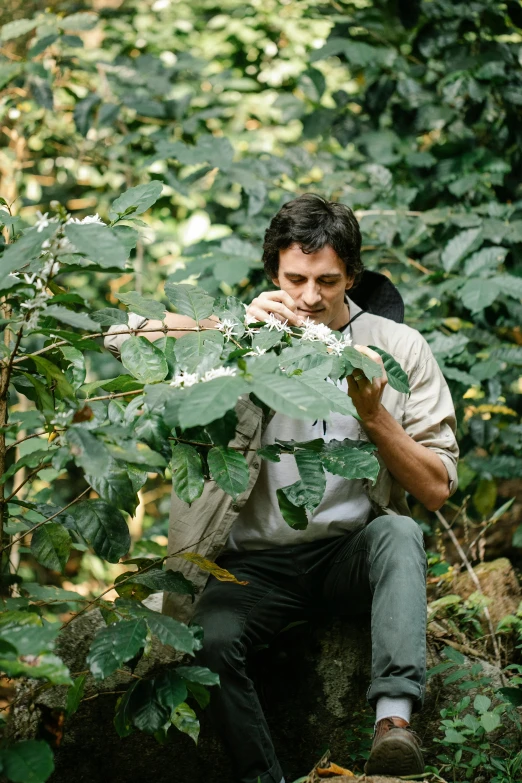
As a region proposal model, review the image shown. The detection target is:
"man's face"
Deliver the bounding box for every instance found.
[272,243,354,330]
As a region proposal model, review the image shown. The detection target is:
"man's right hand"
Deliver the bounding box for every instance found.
[245,290,304,327]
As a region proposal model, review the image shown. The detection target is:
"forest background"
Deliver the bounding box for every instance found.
[1,0,522,782]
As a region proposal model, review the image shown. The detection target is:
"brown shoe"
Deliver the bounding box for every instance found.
[364,716,424,777]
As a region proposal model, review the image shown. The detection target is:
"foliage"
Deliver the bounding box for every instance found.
[0,0,522,780]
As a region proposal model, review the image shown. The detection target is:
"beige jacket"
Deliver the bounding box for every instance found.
[105,297,459,621]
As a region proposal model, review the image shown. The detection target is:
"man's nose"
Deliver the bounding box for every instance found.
[302,282,322,307]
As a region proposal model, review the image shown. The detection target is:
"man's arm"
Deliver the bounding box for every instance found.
[348,345,453,512]
[104,311,218,357]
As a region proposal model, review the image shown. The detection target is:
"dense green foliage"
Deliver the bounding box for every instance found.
[1,1,522,781]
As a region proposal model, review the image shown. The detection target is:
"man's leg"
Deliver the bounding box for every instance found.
[192,549,308,783]
[321,515,427,774]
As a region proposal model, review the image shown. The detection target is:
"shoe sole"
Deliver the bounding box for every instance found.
[364,733,424,777]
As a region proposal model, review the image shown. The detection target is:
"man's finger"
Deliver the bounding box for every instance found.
[261,290,297,311]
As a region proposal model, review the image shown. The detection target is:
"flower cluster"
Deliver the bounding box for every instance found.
[262,313,293,334]
[216,318,240,341]
[299,317,352,354]
[170,366,237,388]
[244,346,267,356]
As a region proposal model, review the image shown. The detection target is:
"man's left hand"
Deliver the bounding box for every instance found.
[346,345,388,422]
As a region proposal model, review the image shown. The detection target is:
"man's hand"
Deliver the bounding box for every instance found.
[347,345,388,423]
[245,290,304,327]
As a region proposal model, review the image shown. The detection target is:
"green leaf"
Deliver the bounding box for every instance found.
[87,464,138,515]
[116,568,195,599]
[66,673,86,717]
[30,523,71,572]
[170,443,204,504]
[441,228,482,272]
[91,308,127,326]
[155,670,188,712]
[207,447,249,500]
[109,181,163,220]
[480,711,501,733]
[64,223,128,269]
[185,681,210,709]
[293,449,326,512]
[444,728,466,744]
[120,337,168,383]
[368,346,410,394]
[171,702,200,744]
[497,687,522,707]
[174,331,223,374]
[473,694,491,713]
[320,439,380,483]
[342,346,383,381]
[29,355,75,400]
[3,740,54,783]
[0,653,71,684]
[444,645,466,664]
[179,376,249,428]
[464,246,508,276]
[87,619,148,679]
[69,499,130,563]
[251,374,331,420]
[43,305,100,332]
[0,18,38,41]
[139,610,196,655]
[127,679,169,733]
[276,487,308,530]
[176,665,220,686]
[58,12,98,30]
[459,279,500,313]
[29,76,53,110]
[164,283,215,322]
[115,291,166,321]
[66,426,112,478]
[0,225,56,276]
[491,274,522,300]
[114,681,137,737]
[73,94,101,136]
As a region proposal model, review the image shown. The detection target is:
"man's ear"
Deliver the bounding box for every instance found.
[345,275,355,291]
[271,276,280,287]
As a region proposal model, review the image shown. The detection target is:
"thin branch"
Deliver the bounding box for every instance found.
[4,464,51,504]
[435,509,505,678]
[0,487,90,554]
[60,530,214,629]
[6,430,48,453]
[85,389,144,403]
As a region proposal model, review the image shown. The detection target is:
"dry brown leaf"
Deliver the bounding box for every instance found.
[316,762,355,777]
[179,552,249,585]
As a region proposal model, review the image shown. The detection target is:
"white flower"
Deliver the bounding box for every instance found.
[300,317,333,342]
[216,318,239,341]
[327,334,352,355]
[23,273,37,285]
[244,311,259,326]
[34,211,51,232]
[65,213,105,226]
[201,367,237,382]
[170,371,200,388]
[263,313,293,334]
[244,346,267,356]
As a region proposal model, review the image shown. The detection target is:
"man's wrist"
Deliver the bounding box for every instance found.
[359,403,389,433]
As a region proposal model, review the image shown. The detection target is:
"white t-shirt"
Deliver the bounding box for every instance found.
[226,373,372,552]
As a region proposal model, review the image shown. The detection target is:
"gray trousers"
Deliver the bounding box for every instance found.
[192,515,427,783]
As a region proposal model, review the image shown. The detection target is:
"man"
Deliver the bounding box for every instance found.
[105,193,458,782]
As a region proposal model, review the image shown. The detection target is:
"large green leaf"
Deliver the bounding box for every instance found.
[459,279,500,313]
[207,447,249,500]
[125,605,196,655]
[294,449,326,512]
[179,376,249,428]
[368,346,410,394]
[115,291,166,321]
[170,443,204,503]
[87,464,138,515]
[155,670,188,711]
[116,568,195,600]
[491,274,522,300]
[127,679,170,733]
[3,740,54,783]
[87,619,148,679]
[30,523,71,573]
[251,374,331,420]
[109,181,164,220]
[297,376,358,417]
[30,355,76,400]
[464,246,508,276]
[120,336,168,383]
[342,347,382,381]
[276,488,308,530]
[69,500,130,563]
[164,283,215,322]
[171,702,200,744]
[174,331,223,374]
[320,439,380,483]
[66,426,113,477]
[176,665,220,686]
[441,228,482,272]
[64,223,128,269]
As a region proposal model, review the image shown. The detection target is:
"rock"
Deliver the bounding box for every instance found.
[452,557,521,628]
[8,612,507,783]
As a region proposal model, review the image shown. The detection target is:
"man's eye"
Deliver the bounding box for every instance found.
[320,280,337,286]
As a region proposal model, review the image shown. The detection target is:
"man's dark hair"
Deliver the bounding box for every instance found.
[262,193,363,285]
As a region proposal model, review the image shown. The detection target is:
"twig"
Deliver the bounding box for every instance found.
[435,510,505,679]
[84,389,144,403]
[0,487,90,554]
[6,430,48,452]
[4,464,50,503]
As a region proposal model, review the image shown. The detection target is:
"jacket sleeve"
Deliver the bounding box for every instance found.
[103,313,149,359]
[402,339,459,496]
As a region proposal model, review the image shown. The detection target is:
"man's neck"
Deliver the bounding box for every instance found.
[329,300,350,331]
